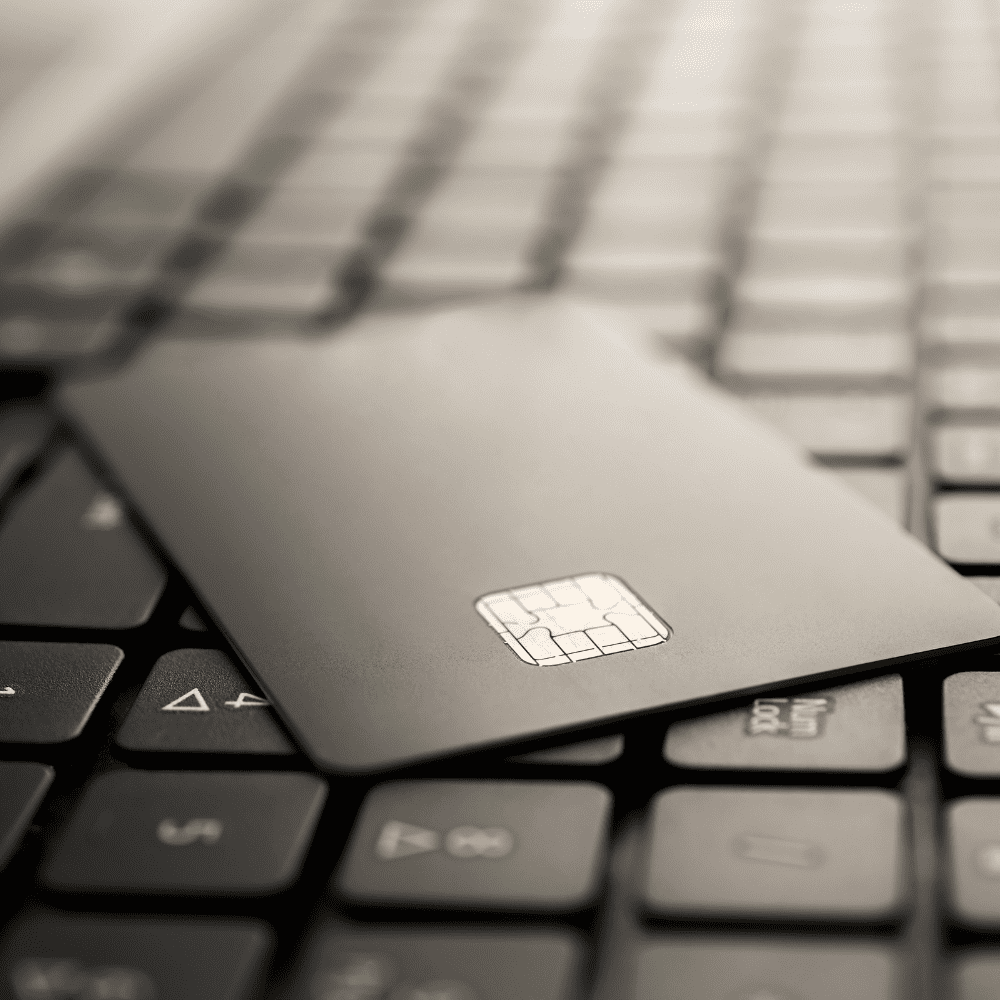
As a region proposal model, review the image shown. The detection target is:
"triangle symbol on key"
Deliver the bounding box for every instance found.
[161,687,210,712]
[376,820,440,859]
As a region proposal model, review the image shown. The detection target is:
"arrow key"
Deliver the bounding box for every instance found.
[335,781,612,912]
[0,641,123,744]
[116,648,294,755]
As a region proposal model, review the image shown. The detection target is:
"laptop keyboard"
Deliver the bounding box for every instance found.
[2,0,1000,996]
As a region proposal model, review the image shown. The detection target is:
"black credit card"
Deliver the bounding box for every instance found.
[59,297,1000,772]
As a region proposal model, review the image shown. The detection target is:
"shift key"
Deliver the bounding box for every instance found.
[0,448,166,627]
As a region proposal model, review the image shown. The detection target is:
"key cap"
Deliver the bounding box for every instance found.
[116,648,294,755]
[644,787,906,921]
[42,770,326,895]
[741,394,911,460]
[830,467,908,525]
[943,672,1000,776]
[932,426,1000,485]
[926,365,1000,412]
[970,578,1000,604]
[933,494,1000,565]
[0,403,53,499]
[0,912,271,1000]
[13,226,161,296]
[0,449,166,627]
[664,674,906,773]
[0,763,53,871]
[715,331,915,384]
[179,606,208,632]
[633,939,901,1000]
[953,954,1000,1000]
[0,642,122,743]
[947,798,1000,928]
[335,780,611,911]
[512,734,623,766]
[291,923,581,1000]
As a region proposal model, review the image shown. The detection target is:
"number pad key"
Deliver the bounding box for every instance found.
[633,939,900,1000]
[953,953,1000,1000]
[335,781,611,911]
[932,426,1000,485]
[947,798,1000,928]
[943,672,1000,776]
[0,642,123,744]
[42,771,326,895]
[664,675,905,773]
[292,924,581,1000]
[644,788,907,921]
[933,494,1000,565]
[0,912,271,1000]
[742,394,911,460]
[116,648,294,755]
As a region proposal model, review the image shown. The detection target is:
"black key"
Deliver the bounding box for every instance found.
[0,449,166,627]
[42,770,326,895]
[0,404,53,499]
[954,953,1000,1000]
[0,642,122,743]
[335,781,611,911]
[644,788,907,921]
[633,939,901,1000]
[292,923,581,1000]
[741,393,912,460]
[970,578,1000,605]
[943,672,1000,776]
[0,912,271,1000]
[0,763,53,871]
[934,494,1000,565]
[932,426,1000,486]
[947,798,1000,928]
[664,675,906,773]
[179,606,208,631]
[511,734,623,765]
[13,226,161,296]
[116,648,294,755]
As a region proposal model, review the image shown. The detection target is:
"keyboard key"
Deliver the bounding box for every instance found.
[116,648,294,755]
[0,913,271,1000]
[0,404,52,501]
[42,770,327,895]
[933,494,1000,565]
[943,673,1000,777]
[830,467,908,525]
[179,606,208,632]
[633,939,901,1000]
[644,788,906,921]
[511,734,623,765]
[335,781,611,911]
[926,365,1000,412]
[932,426,1000,485]
[664,675,905,773]
[947,798,1000,928]
[0,763,53,871]
[715,331,914,384]
[970,578,1000,604]
[0,449,166,627]
[0,642,122,743]
[953,953,1000,1000]
[741,394,911,459]
[291,923,581,1000]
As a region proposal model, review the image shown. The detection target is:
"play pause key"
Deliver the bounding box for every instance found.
[334,781,612,912]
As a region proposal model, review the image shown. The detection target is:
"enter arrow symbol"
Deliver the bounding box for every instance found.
[0,687,14,696]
